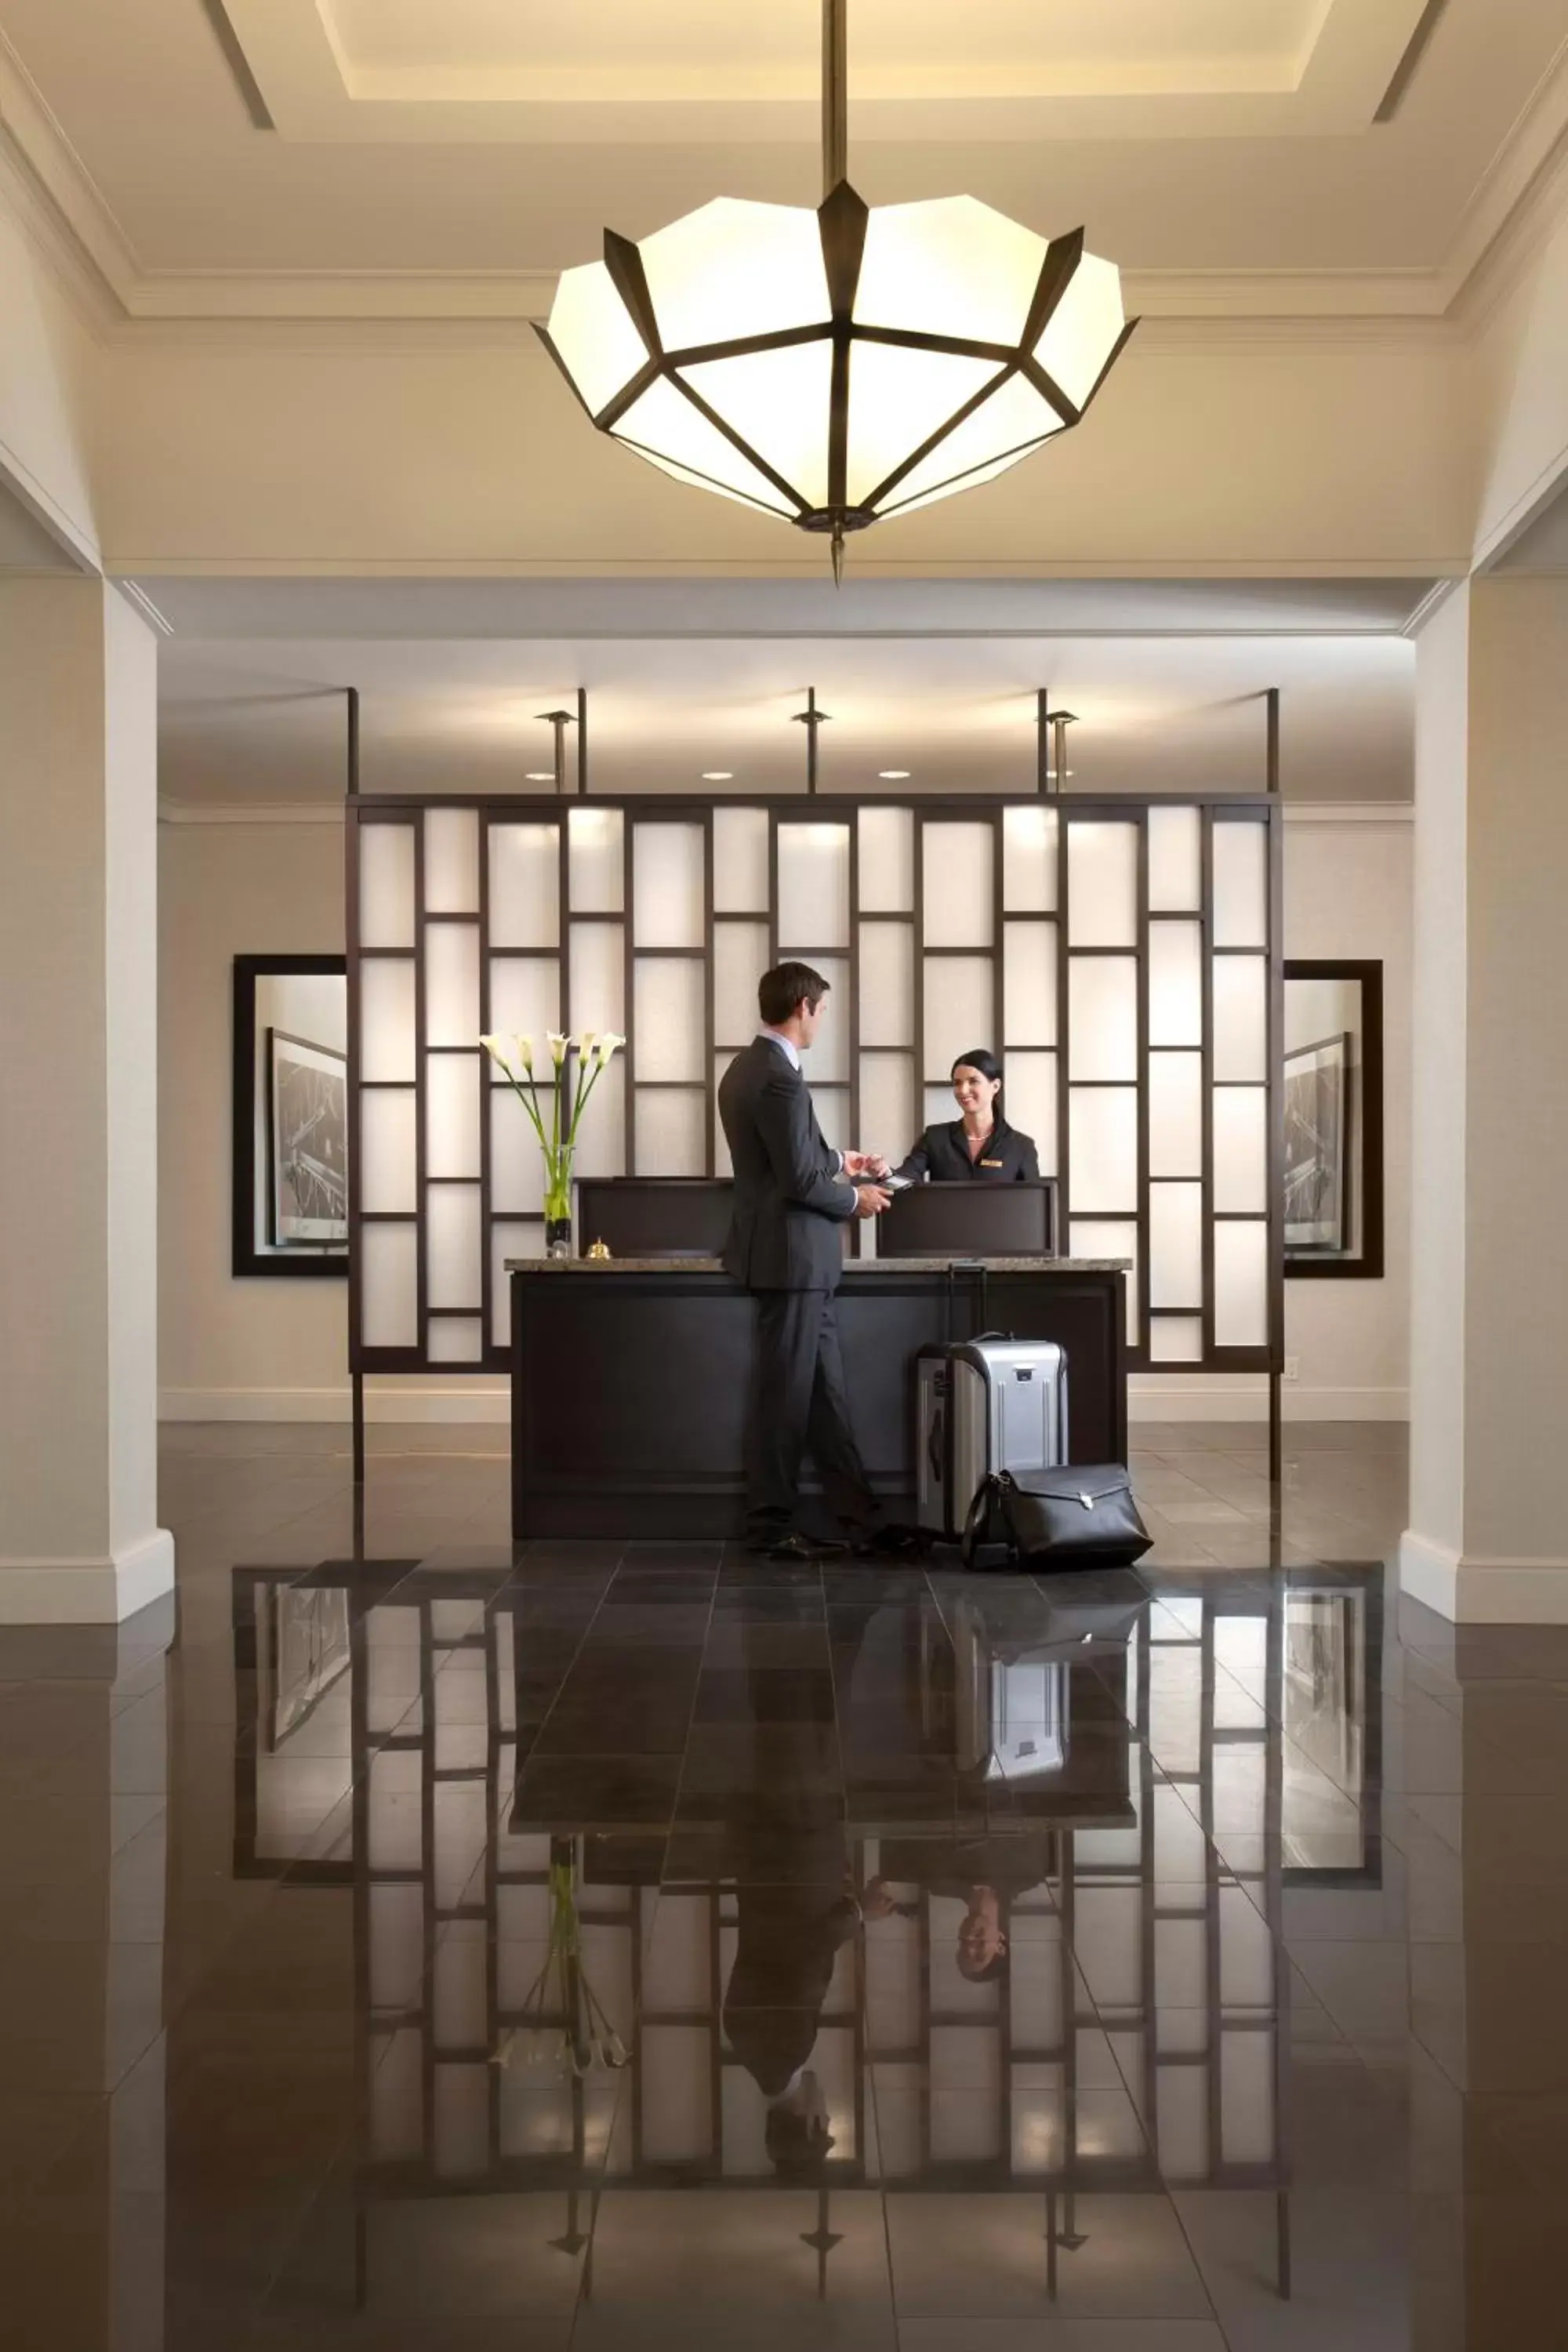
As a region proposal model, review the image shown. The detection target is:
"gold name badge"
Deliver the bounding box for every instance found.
[980,1158,1004,1167]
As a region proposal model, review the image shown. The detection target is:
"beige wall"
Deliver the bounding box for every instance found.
[1283,814,1412,1419]
[0,147,101,566]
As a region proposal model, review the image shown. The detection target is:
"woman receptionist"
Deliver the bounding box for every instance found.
[894,1048,1040,1183]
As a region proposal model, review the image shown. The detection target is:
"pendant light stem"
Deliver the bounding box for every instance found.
[822,0,848,196]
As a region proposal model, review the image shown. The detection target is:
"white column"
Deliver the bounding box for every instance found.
[1401,575,1568,1620]
[0,576,172,1621]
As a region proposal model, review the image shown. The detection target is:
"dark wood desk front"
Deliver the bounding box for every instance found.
[508,1257,1128,1541]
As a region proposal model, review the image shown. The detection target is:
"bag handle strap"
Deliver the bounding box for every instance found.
[960,1474,1002,1569]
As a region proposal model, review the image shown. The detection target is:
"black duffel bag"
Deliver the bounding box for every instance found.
[961,1465,1152,1571]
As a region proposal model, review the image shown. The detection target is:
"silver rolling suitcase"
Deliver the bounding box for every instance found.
[915,1335,1068,1545]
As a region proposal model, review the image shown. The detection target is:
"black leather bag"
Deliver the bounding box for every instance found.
[961,1465,1152,1570]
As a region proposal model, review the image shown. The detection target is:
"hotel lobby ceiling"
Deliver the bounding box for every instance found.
[155,616,1414,805]
[0,0,1563,308]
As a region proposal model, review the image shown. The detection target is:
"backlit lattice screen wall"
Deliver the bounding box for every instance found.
[347,797,1281,1377]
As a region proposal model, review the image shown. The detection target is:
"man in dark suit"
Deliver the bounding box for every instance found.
[718,961,890,1559]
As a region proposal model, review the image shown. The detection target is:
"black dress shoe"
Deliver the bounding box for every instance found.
[849,1522,928,1559]
[748,1531,848,1561]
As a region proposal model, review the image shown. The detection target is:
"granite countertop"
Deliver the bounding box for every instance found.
[506,1255,1131,1274]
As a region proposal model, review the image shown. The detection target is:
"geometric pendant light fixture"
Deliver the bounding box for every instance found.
[539,0,1135,580]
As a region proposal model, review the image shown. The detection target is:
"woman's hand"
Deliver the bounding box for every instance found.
[844,1150,891,1179]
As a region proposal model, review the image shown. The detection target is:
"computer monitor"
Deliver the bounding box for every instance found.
[575,1178,734,1258]
[877,1178,1058,1258]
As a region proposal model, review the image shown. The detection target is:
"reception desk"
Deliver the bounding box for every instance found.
[507,1256,1128,1540]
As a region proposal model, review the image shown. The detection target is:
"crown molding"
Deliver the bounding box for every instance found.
[158,797,343,824]
[2,14,1566,347]
[1280,800,1413,823]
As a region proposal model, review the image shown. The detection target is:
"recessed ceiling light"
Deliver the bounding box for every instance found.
[702,770,734,781]
[524,771,555,782]
[879,769,911,780]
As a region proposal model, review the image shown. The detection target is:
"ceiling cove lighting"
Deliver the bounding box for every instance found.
[879,769,912,779]
[701,770,734,780]
[539,0,1134,583]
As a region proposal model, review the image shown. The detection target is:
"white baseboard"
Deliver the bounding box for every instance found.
[0,1527,176,1624]
[159,1386,510,1424]
[1399,1530,1568,1622]
[1130,1381,1409,1424]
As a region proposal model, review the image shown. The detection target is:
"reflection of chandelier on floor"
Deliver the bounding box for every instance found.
[539,0,1134,581]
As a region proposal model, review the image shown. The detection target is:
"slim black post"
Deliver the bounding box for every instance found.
[1036,690,1051,794]
[1265,685,1281,795]
[822,0,848,195]
[1268,1365,1283,1489]
[351,1369,365,1486]
[792,688,829,793]
[346,685,361,795]
[576,685,588,795]
[346,689,363,1503]
[537,707,575,794]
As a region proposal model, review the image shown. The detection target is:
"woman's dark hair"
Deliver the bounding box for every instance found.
[759,960,830,1027]
[951,1047,1003,1091]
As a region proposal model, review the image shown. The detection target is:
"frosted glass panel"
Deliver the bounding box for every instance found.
[813,1087,849,1155]
[713,1054,735,1177]
[1149,1182,1203,1310]
[1004,1052,1057,1179]
[860,1053,915,1170]
[1213,956,1267,1081]
[859,923,914,1047]
[858,806,913,913]
[423,808,479,914]
[361,1222,417,1348]
[488,824,560,949]
[428,1319,483,1365]
[1068,956,1138,1080]
[569,921,625,1039]
[427,1185,481,1310]
[634,957,705,1082]
[1150,1315,1203,1363]
[713,807,768,912]
[1213,1087,1268,1213]
[1070,1220,1138,1340]
[1214,1220,1269,1346]
[1002,804,1058,912]
[922,822,993,948]
[361,958,416,1082]
[635,1087,706,1175]
[426,1054,481,1178]
[803,956,849,1082]
[713,920,768,1047]
[568,805,623,913]
[634,823,704,948]
[572,1056,624,1178]
[924,1083,960,1129]
[1069,1087,1137,1211]
[489,1084,546,1214]
[778,823,850,949]
[1004,921,1056,1047]
[490,1224,539,1350]
[488,955,559,1043]
[1147,806,1201,912]
[1149,924,1203,1047]
[924,956,993,1080]
[361,1090,416,1214]
[359,822,416,949]
[425,923,480,1048]
[1149,1052,1202,1178]
[1213,821,1269,948]
[1067,822,1138,947]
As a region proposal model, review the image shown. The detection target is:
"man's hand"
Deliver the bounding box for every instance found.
[853,1185,891,1219]
[843,1150,891,1180]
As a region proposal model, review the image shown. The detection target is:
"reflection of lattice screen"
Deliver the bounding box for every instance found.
[348,797,1279,1374]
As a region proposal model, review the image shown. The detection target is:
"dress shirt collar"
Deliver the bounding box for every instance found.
[757,1025,801,1072]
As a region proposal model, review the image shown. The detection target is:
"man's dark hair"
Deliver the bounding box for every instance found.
[758,960,830,1028]
[764,2103,834,2179]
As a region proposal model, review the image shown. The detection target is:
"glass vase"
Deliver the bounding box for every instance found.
[544,1168,573,1261]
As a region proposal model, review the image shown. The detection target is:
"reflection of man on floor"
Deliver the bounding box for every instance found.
[723,1873,859,2175]
[869,1833,1056,1984]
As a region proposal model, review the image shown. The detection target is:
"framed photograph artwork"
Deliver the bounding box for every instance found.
[267,1029,348,1247]
[1283,1031,1349,1254]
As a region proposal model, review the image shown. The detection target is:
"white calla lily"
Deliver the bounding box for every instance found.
[479,1031,514,1076]
[597,1032,626,1068]
[546,1030,568,1068]
[516,1033,535,1073]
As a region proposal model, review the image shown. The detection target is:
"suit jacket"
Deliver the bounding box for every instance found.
[893,1116,1040,1185]
[718,1036,856,1291]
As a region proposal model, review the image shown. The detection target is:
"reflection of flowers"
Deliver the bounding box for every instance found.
[492,1842,629,2079]
[479,1029,625,1229]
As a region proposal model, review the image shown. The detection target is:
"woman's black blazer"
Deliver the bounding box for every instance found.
[893,1117,1040,1184]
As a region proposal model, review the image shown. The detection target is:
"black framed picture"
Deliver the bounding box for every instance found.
[1283,1031,1349,1254]
[233,954,348,1279]
[267,1029,348,1247]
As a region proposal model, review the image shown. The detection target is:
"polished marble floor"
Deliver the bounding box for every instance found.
[4,1421,1566,2348]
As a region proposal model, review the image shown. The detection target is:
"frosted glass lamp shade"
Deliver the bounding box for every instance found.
[539,185,1131,554]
